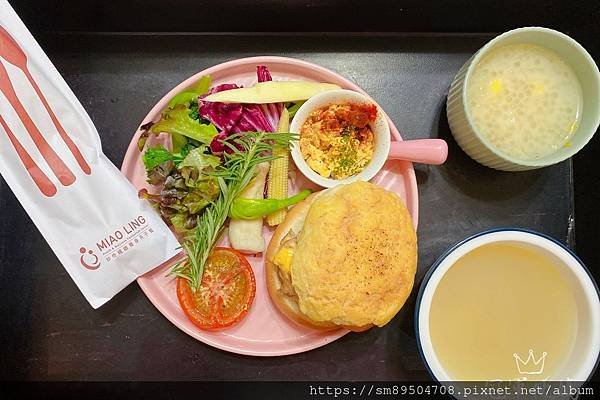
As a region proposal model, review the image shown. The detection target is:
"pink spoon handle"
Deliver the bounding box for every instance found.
[388,139,448,165]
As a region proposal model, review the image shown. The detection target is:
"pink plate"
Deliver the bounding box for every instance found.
[121,56,418,356]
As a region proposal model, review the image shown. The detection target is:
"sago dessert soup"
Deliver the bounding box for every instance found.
[467,43,583,160]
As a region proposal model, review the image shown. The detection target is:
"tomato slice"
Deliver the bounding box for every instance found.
[177,247,256,330]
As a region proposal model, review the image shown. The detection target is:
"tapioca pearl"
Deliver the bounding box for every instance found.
[467,44,581,159]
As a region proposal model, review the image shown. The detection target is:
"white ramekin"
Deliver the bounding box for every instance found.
[416,229,600,382]
[447,27,600,171]
[289,89,390,188]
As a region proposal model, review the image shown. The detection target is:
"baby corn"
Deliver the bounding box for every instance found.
[266,108,290,226]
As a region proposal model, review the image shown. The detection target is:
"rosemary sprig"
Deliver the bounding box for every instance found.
[170,131,296,292]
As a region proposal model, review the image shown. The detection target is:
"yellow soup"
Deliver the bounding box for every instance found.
[429,242,577,381]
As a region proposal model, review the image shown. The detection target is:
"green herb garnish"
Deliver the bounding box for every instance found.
[170,131,296,292]
[333,135,360,178]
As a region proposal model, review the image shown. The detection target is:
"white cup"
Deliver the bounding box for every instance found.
[289,89,447,188]
[447,27,600,171]
[416,229,600,381]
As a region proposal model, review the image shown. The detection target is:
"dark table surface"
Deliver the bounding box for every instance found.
[2,31,595,381]
[1,0,600,385]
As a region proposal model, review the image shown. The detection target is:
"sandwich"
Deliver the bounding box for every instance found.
[265,181,417,331]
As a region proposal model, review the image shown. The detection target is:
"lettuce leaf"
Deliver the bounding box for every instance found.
[179,147,221,170]
[142,146,175,171]
[191,75,212,96]
[151,105,218,143]
[169,213,192,236]
[168,75,212,108]
[171,132,188,153]
[287,101,305,118]
[168,92,200,109]
[142,144,191,171]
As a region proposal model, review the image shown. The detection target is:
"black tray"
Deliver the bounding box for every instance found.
[1,0,598,383]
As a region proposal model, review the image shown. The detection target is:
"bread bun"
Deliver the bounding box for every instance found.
[265,181,417,332]
[266,193,339,330]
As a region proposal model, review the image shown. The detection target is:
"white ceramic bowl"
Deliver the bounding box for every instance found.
[289,89,391,188]
[447,27,600,171]
[416,229,600,382]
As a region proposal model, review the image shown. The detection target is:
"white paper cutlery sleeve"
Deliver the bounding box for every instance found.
[0,1,181,308]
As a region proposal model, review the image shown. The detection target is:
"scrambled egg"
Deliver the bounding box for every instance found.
[299,103,376,179]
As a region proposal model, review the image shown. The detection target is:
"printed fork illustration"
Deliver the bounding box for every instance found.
[0,24,91,196]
